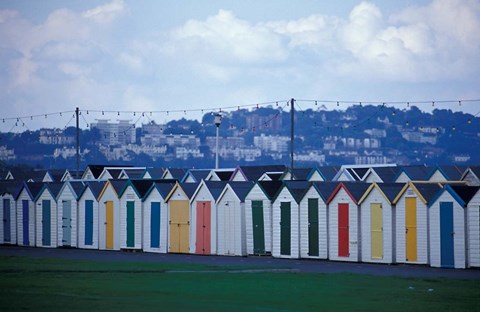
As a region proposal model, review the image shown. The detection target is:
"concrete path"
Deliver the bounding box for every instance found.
[1,245,479,279]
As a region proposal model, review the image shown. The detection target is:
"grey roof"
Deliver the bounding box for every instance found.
[0,181,22,197]
[46,169,66,182]
[215,170,234,181]
[106,169,122,179]
[412,182,442,204]
[110,179,128,195]
[204,181,228,201]
[185,169,211,182]
[145,167,165,179]
[290,168,313,181]
[129,179,158,198]
[311,181,339,201]
[370,167,398,183]
[85,181,106,199]
[449,185,480,205]
[470,166,480,179]
[179,182,199,199]
[265,173,283,181]
[45,182,64,198]
[167,168,188,180]
[237,165,286,181]
[24,182,44,200]
[122,169,146,179]
[283,180,311,203]
[351,168,369,180]
[317,166,339,181]
[376,183,405,202]
[397,165,431,181]
[153,182,176,198]
[69,181,86,198]
[227,181,255,201]
[341,182,371,202]
[257,180,283,200]
[435,165,466,180]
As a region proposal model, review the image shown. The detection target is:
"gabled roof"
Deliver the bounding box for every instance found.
[368,166,398,183]
[110,179,128,195]
[290,167,314,181]
[164,168,187,180]
[84,165,108,179]
[326,182,370,204]
[105,169,122,180]
[144,167,165,179]
[0,180,22,197]
[218,181,254,202]
[393,182,442,205]
[394,165,430,181]
[233,165,286,181]
[120,168,147,180]
[120,179,157,199]
[264,172,283,181]
[67,181,86,199]
[316,166,339,181]
[358,182,405,205]
[428,165,466,181]
[257,180,283,200]
[179,182,200,199]
[311,181,339,202]
[333,168,357,182]
[203,181,228,201]
[143,181,176,200]
[280,181,311,204]
[46,182,64,198]
[446,185,480,206]
[82,181,107,199]
[182,169,211,183]
[215,169,235,181]
[17,181,44,200]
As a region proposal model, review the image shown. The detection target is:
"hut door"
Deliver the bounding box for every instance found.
[150,202,160,248]
[126,201,135,247]
[308,198,319,257]
[370,203,383,259]
[22,200,29,245]
[252,200,265,255]
[405,197,417,262]
[3,199,10,242]
[280,202,291,256]
[42,200,51,246]
[440,202,454,268]
[169,201,189,253]
[223,201,236,255]
[196,201,211,254]
[62,200,72,246]
[106,201,114,249]
[338,203,349,257]
[85,200,93,246]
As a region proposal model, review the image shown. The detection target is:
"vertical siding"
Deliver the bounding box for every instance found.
[78,189,99,249]
[360,188,393,264]
[395,189,429,264]
[35,191,57,248]
[143,189,168,253]
[216,188,245,256]
[57,186,78,248]
[0,194,16,244]
[328,188,359,262]
[245,184,272,255]
[119,186,142,249]
[98,186,121,250]
[467,192,480,267]
[16,189,35,246]
[463,172,480,186]
[429,192,466,268]
[299,187,328,259]
[429,171,447,182]
[308,171,324,182]
[395,173,410,183]
[365,173,381,183]
[190,185,217,255]
[272,188,300,259]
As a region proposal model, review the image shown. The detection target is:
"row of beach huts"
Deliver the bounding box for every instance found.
[1,164,480,269]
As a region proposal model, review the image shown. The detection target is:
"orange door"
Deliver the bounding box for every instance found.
[405,197,417,262]
[106,201,114,249]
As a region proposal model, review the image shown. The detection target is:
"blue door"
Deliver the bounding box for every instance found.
[150,202,160,248]
[3,199,11,242]
[440,202,454,268]
[42,200,51,246]
[85,200,94,246]
[22,200,29,245]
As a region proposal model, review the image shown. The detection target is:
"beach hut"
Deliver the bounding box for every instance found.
[165,182,199,253]
[461,166,480,186]
[230,165,286,182]
[162,168,187,180]
[394,165,431,183]
[216,181,253,256]
[299,182,338,259]
[427,165,465,183]
[77,181,105,249]
[182,169,211,183]
[15,182,43,246]
[142,182,176,253]
[326,182,370,262]
[298,182,336,259]
[0,181,21,245]
[56,181,85,248]
[189,180,227,255]
[98,180,127,250]
[393,182,442,264]
[245,180,283,255]
[35,182,63,248]
[466,186,480,267]
[429,185,478,268]
[272,181,310,259]
[358,183,404,264]
[363,166,398,183]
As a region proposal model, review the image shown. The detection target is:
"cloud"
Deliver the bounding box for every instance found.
[82,0,125,24]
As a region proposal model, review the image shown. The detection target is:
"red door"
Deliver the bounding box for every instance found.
[196,201,211,254]
[338,203,349,257]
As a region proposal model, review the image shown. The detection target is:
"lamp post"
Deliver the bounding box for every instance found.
[214,113,222,169]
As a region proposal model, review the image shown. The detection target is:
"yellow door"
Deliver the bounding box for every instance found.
[405,197,417,262]
[106,201,114,249]
[371,203,383,259]
[169,200,190,253]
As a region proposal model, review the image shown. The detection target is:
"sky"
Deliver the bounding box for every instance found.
[1,0,479,130]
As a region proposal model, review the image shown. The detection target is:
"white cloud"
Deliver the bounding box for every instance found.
[82,0,125,24]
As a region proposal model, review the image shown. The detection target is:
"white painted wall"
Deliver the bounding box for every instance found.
[299,186,328,259]
[467,191,480,267]
[78,188,99,249]
[16,189,35,246]
[119,185,143,250]
[0,194,16,244]
[217,187,246,256]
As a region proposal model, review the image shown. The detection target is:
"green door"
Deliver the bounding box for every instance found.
[280,202,291,256]
[252,200,265,255]
[308,198,319,257]
[126,201,135,247]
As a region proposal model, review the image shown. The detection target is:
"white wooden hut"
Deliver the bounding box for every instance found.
[272,181,310,259]
[35,183,63,248]
[77,181,105,249]
[466,186,480,267]
[56,181,85,248]
[461,166,480,186]
[245,180,283,255]
[358,183,404,264]
[216,181,254,256]
[142,182,175,253]
[428,185,478,269]
[299,182,337,259]
[189,180,226,255]
[326,182,370,262]
[15,182,43,246]
[393,182,442,265]
[0,181,21,245]
[98,180,126,250]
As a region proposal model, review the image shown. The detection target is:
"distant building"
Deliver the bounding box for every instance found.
[246,114,282,131]
[0,146,15,161]
[254,134,289,153]
[90,119,136,146]
[39,128,75,145]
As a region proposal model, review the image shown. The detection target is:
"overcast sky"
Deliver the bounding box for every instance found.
[1,0,479,130]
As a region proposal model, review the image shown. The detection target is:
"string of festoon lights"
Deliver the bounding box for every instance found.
[1,99,479,136]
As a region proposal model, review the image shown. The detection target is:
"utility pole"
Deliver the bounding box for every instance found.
[75,107,80,179]
[290,98,295,177]
[214,113,222,169]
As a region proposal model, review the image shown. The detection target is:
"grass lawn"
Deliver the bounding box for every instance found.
[0,255,478,311]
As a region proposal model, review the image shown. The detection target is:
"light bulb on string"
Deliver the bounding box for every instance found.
[102,111,104,115]
[87,110,89,115]
[459,101,462,106]
[45,114,47,118]
[118,112,120,116]
[407,102,410,107]
[468,118,472,124]
[60,112,62,117]
[276,101,279,107]
[406,121,409,126]
[315,101,318,106]
[336,101,339,107]
[452,125,456,131]
[134,112,136,116]
[432,101,435,107]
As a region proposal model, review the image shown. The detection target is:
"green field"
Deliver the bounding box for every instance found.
[0,255,478,311]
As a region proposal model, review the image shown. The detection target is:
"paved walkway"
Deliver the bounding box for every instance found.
[1,245,479,279]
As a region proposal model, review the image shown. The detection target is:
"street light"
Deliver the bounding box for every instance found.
[214,113,222,169]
